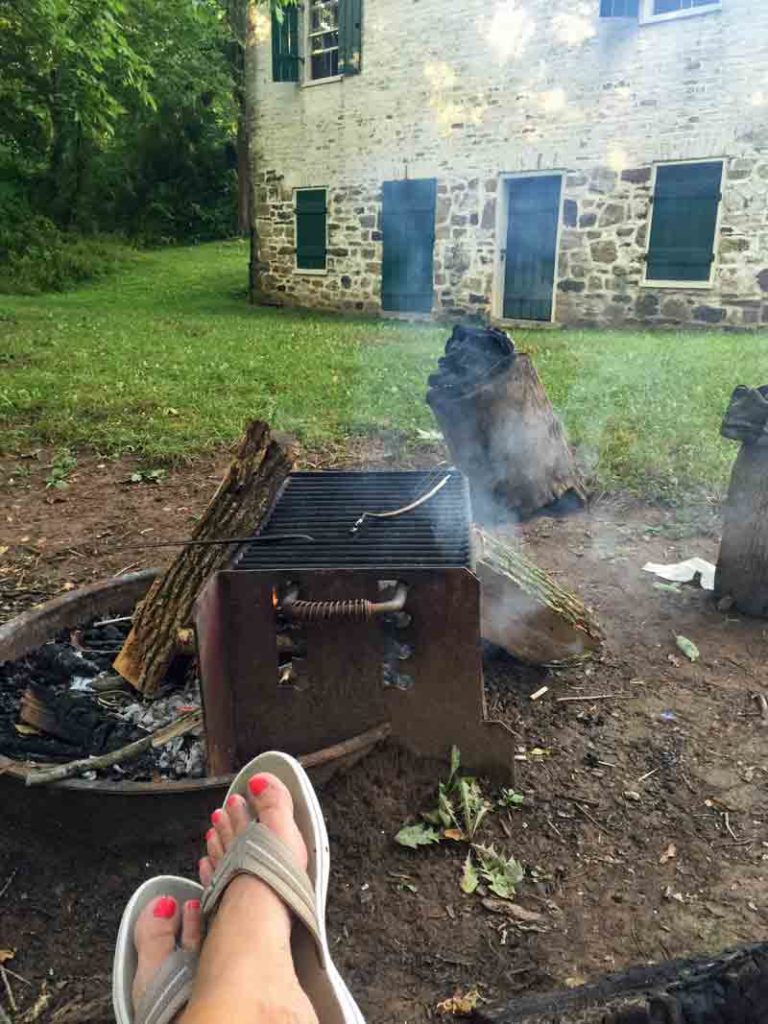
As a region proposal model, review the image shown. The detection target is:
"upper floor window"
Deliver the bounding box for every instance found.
[309,1,339,80]
[271,0,362,84]
[640,0,721,21]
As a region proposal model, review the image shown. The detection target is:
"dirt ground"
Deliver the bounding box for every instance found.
[1,448,766,1024]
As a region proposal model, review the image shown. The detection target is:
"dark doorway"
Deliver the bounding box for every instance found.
[381,179,436,313]
[502,174,562,321]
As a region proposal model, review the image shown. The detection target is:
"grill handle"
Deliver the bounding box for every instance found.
[280,583,408,623]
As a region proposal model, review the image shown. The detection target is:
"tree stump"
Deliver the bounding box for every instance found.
[475,528,602,665]
[113,421,297,695]
[427,327,585,522]
[715,385,768,618]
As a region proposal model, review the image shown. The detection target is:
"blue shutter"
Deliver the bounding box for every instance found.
[646,161,722,283]
[339,0,362,76]
[296,189,327,270]
[600,0,639,16]
[272,6,299,82]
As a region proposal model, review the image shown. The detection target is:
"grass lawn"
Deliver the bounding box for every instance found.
[1,240,766,500]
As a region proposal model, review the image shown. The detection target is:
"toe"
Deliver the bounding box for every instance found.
[206,826,224,865]
[132,895,180,1007]
[181,899,202,953]
[211,807,235,850]
[198,856,214,887]
[246,772,308,871]
[225,792,251,836]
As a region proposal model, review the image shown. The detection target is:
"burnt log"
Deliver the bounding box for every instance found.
[114,421,297,695]
[471,940,768,1024]
[427,326,586,522]
[715,385,768,618]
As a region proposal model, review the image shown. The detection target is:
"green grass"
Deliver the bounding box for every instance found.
[1,240,766,500]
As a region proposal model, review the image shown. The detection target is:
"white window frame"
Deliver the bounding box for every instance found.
[294,187,329,276]
[639,0,721,25]
[303,0,342,85]
[640,158,725,290]
[493,170,565,325]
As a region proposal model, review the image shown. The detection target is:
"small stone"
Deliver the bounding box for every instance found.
[579,212,597,228]
[757,268,768,292]
[468,293,486,304]
[635,292,659,317]
[621,167,651,184]
[559,278,585,292]
[720,237,750,254]
[624,790,642,802]
[661,298,690,320]
[598,203,625,227]
[590,240,618,263]
[481,199,496,230]
[563,199,578,228]
[693,305,726,324]
[341,275,352,289]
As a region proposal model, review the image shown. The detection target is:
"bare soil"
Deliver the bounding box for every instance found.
[1,449,766,1024]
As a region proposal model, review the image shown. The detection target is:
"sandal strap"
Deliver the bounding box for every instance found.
[134,949,197,1024]
[201,821,322,952]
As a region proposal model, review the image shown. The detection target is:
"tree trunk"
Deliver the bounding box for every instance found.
[475,528,602,665]
[113,421,297,695]
[236,113,250,235]
[715,442,768,618]
[428,353,586,523]
[245,0,261,302]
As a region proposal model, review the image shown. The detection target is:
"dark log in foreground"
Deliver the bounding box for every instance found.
[114,421,297,695]
[475,528,602,665]
[472,941,768,1024]
[427,327,586,522]
[715,385,768,618]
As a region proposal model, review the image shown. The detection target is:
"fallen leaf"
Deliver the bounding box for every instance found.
[675,635,700,662]
[61,581,76,592]
[481,898,542,922]
[0,949,15,964]
[15,723,42,736]
[443,828,465,842]
[660,842,677,864]
[0,546,8,558]
[564,975,587,989]
[394,823,441,849]
[436,989,481,1016]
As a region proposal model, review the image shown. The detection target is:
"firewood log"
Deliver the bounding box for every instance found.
[113,421,297,695]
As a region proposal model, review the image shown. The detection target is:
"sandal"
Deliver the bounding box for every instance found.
[113,875,203,1024]
[202,751,365,1024]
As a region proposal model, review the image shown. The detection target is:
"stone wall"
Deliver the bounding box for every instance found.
[248,0,768,328]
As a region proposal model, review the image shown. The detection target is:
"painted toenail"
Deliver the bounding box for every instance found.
[206,828,215,842]
[226,795,239,808]
[248,774,269,796]
[186,899,201,912]
[211,809,223,825]
[153,896,177,919]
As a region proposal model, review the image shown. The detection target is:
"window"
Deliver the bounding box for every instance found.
[309,1,339,80]
[640,0,721,22]
[271,0,362,83]
[295,189,327,271]
[645,161,723,285]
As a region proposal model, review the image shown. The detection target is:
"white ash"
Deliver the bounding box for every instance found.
[116,679,205,779]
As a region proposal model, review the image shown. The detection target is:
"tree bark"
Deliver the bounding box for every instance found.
[113,421,297,695]
[428,354,586,523]
[475,528,602,665]
[715,442,768,618]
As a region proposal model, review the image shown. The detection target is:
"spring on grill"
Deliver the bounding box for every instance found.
[283,598,374,623]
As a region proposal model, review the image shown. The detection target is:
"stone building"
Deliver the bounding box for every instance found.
[247,0,768,328]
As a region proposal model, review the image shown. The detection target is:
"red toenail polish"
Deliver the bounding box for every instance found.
[153,897,176,919]
[186,899,201,912]
[206,828,215,842]
[211,809,223,825]
[248,775,269,796]
[226,795,239,808]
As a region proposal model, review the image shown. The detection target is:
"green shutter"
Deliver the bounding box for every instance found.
[272,6,299,83]
[600,0,639,16]
[339,0,362,76]
[646,161,722,283]
[296,189,327,270]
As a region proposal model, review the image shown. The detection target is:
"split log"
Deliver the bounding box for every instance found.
[715,385,768,618]
[475,528,602,665]
[114,421,297,694]
[427,327,586,522]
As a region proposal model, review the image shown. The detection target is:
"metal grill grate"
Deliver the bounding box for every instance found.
[233,470,472,570]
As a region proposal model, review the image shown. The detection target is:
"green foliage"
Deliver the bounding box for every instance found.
[45,448,77,488]
[459,853,479,895]
[472,845,525,900]
[394,824,441,850]
[498,788,525,809]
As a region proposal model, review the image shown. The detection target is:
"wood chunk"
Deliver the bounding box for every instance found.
[113,421,297,694]
[475,528,602,666]
[715,441,768,619]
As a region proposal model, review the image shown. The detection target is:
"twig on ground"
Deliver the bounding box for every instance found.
[754,692,768,722]
[573,802,612,837]
[723,811,739,841]
[638,767,660,783]
[0,966,16,1013]
[0,870,17,903]
[556,694,633,703]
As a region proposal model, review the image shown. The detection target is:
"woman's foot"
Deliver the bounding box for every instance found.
[132,896,201,1012]
[181,773,318,1024]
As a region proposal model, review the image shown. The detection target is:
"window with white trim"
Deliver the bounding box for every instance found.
[640,0,721,23]
[308,0,339,80]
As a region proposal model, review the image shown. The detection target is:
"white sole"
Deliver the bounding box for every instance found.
[112,874,203,1024]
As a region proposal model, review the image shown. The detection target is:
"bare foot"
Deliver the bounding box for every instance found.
[182,773,318,1024]
[132,896,201,1014]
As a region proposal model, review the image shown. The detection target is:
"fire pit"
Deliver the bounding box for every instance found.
[0,571,389,847]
